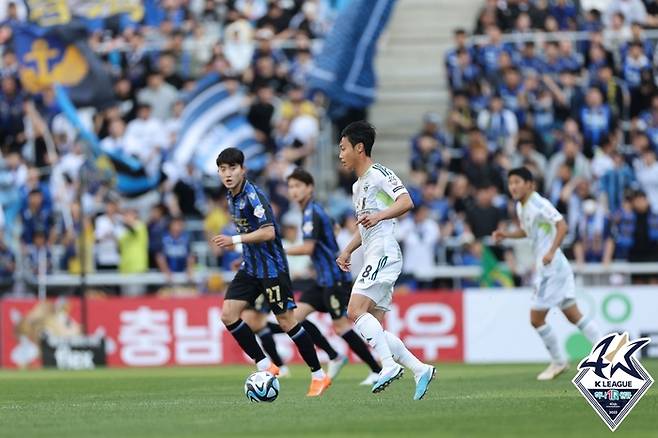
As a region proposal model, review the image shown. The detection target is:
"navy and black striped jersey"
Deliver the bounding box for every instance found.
[302,199,352,287]
[227,179,289,279]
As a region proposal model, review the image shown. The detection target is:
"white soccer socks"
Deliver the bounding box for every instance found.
[576,316,600,344]
[384,331,427,378]
[535,324,565,364]
[354,313,397,369]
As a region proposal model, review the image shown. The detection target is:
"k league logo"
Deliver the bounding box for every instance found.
[572,332,654,431]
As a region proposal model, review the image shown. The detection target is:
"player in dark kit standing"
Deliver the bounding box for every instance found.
[286,168,383,384]
[213,148,331,397]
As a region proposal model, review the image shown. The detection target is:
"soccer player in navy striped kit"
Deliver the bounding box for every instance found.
[286,168,383,384]
[212,148,331,397]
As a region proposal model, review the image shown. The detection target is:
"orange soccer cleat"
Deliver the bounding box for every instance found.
[306,375,332,397]
[266,363,281,376]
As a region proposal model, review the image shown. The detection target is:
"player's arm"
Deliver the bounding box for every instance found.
[213,225,275,248]
[492,227,527,241]
[336,232,362,272]
[543,218,567,265]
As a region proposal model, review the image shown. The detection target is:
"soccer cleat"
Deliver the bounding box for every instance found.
[327,355,349,380]
[266,363,281,376]
[306,375,332,397]
[372,364,404,393]
[278,365,291,378]
[360,372,379,386]
[537,362,569,381]
[413,365,436,400]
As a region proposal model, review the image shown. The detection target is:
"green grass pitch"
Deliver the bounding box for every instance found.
[1,361,657,438]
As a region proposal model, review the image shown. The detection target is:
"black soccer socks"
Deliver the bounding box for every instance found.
[225,319,266,363]
[257,326,284,366]
[302,320,339,360]
[343,329,382,373]
[287,324,322,372]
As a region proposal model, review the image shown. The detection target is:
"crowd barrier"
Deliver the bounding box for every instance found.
[1,287,656,369]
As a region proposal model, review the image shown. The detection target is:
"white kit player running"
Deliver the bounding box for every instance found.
[336,121,436,400]
[492,167,601,380]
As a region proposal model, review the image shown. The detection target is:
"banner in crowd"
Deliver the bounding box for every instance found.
[463,286,658,363]
[172,73,267,178]
[25,0,143,28]
[0,297,84,368]
[13,21,114,108]
[308,0,397,109]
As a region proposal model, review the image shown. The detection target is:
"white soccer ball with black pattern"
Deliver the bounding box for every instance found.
[244,371,279,402]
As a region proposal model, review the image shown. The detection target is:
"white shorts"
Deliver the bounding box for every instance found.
[531,268,576,310]
[352,256,402,311]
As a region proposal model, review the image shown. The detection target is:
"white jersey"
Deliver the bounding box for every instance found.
[516,192,571,276]
[352,163,408,260]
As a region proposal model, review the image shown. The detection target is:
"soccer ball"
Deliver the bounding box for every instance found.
[244,371,280,402]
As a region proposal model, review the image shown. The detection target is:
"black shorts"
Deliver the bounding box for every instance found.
[226,270,296,315]
[299,282,350,320]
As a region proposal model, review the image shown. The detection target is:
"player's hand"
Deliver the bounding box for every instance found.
[491,229,506,243]
[357,212,381,229]
[212,234,235,248]
[336,251,351,272]
[542,250,555,266]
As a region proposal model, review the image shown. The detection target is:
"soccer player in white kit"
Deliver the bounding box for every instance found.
[492,167,601,380]
[336,121,436,400]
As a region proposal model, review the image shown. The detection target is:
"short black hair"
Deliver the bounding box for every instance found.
[287,167,314,186]
[508,167,534,182]
[216,147,244,167]
[341,121,376,156]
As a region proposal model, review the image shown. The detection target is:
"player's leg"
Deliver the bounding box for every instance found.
[243,307,287,375]
[531,308,568,380]
[561,301,601,344]
[372,308,436,400]
[221,297,272,371]
[268,274,330,396]
[327,284,381,378]
[348,290,403,393]
[294,301,342,362]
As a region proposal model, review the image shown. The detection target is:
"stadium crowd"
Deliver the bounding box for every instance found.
[2,0,658,296]
[401,0,658,286]
[0,0,341,294]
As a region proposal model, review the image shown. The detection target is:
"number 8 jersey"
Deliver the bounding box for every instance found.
[352,163,408,262]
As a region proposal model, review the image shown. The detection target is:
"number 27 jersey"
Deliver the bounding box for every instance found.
[352,163,408,260]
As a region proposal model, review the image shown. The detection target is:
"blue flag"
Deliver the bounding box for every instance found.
[308,0,397,109]
[13,21,115,108]
[172,74,267,176]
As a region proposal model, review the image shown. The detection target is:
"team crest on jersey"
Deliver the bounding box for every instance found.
[237,198,247,209]
[302,221,313,235]
[387,175,399,186]
[572,332,654,431]
[253,205,265,219]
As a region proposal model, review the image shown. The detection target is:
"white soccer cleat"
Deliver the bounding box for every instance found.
[360,372,379,386]
[372,364,404,393]
[537,362,569,380]
[278,365,291,378]
[327,355,349,380]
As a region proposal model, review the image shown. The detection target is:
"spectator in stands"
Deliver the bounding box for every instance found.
[448,48,480,91]
[604,0,648,28]
[147,204,169,269]
[545,137,592,194]
[445,28,470,72]
[0,228,15,293]
[600,148,635,212]
[94,194,122,271]
[594,65,627,120]
[157,216,194,282]
[623,42,652,116]
[20,189,54,248]
[573,197,613,264]
[463,138,506,191]
[549,0,578,30]
[447,91,475,151]
[397,203,441,289]
[117,208,148,275]
[123,103,168,168]
[25,230,52,276]
[465,183,507,239]
[634,147,658,211]
[626,190,658,266]
[137,71,179,121]
[477,94,519,154]
[60,201,93,274]
[170,163,206,218]
[248,84,277,152]
[579,87,616,158]
[0,76,24,152]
